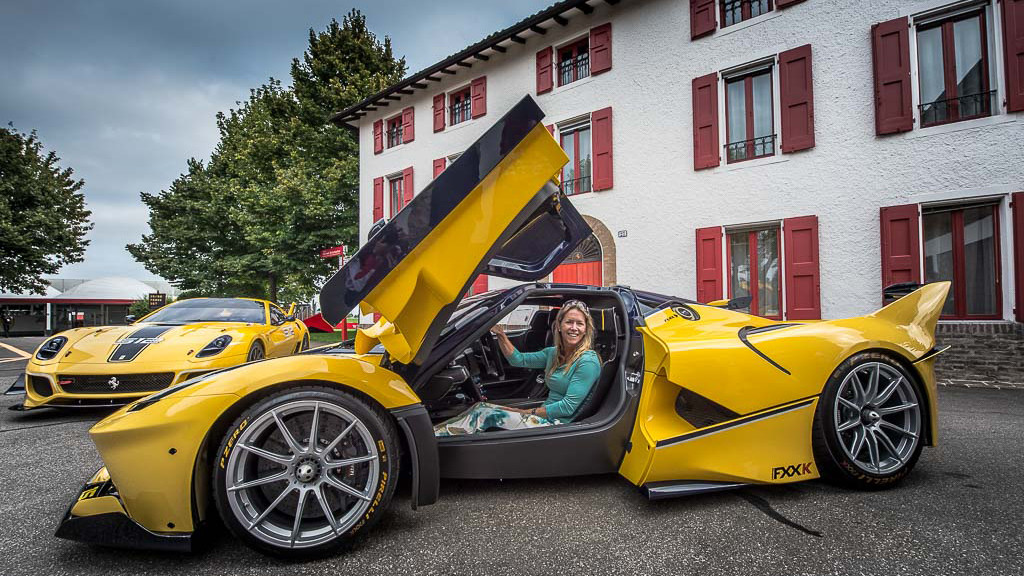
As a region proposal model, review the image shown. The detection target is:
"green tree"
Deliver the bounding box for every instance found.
[0,126,92,294]
[128,10,405,302]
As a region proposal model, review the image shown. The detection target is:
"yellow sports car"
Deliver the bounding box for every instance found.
[25,297,309,409]
[56,97,950,558]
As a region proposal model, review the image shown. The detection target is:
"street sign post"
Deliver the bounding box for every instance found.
[148,293,166,310]
[319,245,347,269]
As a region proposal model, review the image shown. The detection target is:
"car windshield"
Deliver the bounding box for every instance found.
[143,298,266,324]
[440,291,503,338]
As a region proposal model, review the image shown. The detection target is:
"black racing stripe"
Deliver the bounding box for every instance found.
[738,326,791,375]
[655,397,817,448]
[107,325,175,363]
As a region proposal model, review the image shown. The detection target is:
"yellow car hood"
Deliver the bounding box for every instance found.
[50,322,257,365]
[319,96,591,365]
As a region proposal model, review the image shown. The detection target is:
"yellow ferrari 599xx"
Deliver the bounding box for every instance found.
[25,298,309,408]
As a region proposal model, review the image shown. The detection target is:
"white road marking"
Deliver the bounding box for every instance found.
[0,341,31,359]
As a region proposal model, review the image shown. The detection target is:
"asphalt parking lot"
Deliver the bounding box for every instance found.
[0,338,1021,576]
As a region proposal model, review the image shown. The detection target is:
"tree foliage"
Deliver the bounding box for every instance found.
[0,126,92,294]
[128,10,405,302]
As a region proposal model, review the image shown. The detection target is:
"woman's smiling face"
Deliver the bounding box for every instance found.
[559,308,587,349]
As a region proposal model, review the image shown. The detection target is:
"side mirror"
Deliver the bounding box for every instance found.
[726,296,752,311]
[125,315,137,324]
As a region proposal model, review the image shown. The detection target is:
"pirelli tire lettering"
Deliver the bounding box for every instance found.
[219,418,249,470]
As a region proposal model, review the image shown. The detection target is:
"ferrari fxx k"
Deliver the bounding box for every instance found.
[56,96,950,558]
[25,297,309,408]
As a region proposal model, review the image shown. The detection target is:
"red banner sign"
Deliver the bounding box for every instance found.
[319,245,345,259]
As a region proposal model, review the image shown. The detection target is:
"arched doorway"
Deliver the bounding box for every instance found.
[553,234,603,286]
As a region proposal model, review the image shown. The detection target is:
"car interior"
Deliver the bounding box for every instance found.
[419,292,629,431]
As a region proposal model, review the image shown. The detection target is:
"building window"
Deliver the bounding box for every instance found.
[388,176,404,217]
[386,115,403,148]
[728,226,781,319]
[449,87,472,126]
[559,123,591,195]
[725,67,775,163]
[558,38,590,86]
[916,7,994,127]
[923,203,1001,318]
[721,0,773,28]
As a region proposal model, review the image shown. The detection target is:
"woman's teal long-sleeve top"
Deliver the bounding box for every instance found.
[505,347,601,422]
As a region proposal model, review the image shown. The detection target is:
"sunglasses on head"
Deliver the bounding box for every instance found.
[561,299,589,313]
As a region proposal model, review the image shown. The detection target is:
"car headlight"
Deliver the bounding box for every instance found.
[195,335,232,358]
[35,336,68,360]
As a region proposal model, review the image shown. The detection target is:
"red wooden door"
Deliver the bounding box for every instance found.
[552,261,603,286]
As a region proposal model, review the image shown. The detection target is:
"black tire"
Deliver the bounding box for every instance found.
[812,351,926,490]
[297,333,309,353]
[246,340,265,362]
[211,386,399,558]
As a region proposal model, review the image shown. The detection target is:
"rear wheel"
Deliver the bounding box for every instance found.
[212,387,399,558]
[812,352,925,489]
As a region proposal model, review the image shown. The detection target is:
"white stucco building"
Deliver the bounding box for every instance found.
[333,0,1023,334]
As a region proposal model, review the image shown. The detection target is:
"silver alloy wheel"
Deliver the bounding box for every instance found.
[833,362,921,475]
[247,342,264,362]
[224,400,380,549]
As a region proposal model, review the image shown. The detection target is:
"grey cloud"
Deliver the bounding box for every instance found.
[1,0,553,281]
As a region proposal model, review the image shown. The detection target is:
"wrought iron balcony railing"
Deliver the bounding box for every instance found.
[725,134,776,163]
[559,52,590,86]
[919,90,997,127]
[560,175,591,196]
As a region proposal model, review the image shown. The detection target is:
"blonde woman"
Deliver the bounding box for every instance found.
[434,300,601,436]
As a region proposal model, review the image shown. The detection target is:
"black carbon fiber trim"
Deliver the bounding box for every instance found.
[107,325,175,363]
[655,397,817,448]
[737,326,791,375]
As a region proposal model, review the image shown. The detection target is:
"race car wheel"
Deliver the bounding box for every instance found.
[246,340,265,362]
[212,387,399,557]
[812,352,924,489]
[297,333,310,353]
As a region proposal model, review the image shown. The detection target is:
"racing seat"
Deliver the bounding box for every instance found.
[569,358,618,422]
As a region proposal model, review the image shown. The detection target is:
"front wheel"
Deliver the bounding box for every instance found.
[812,352,925,489]
[212,387,399,558]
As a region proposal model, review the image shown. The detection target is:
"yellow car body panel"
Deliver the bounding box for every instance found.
[80,353,418,533]
[355,123,567,364]
[24,298,309,408]
[619,282,948,487]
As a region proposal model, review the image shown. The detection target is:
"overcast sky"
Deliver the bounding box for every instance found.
[1,0,553,281]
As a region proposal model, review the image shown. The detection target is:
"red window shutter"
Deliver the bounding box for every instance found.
[536,47,554,94]
[1003,0,1024,112]
[783,216,821,320]
[871,17,913,135]
[545,124,554,136]
[471,76,487,119]
[589,23,612,75]
[695,226,723,303]
[372,177,384,221]
[779,44,815,153]
[402,167,414,205]
[472,275,489,295]
[880,204,921,298]
[591,107,613,191]
[432,94,445,132]
[401,106,415,143]
[1013,192,1024,321]
[692,72,720,170]
[372,120,383,154]
[433,157,447,178]
[776,0,807,7]
[690,0,716,40]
